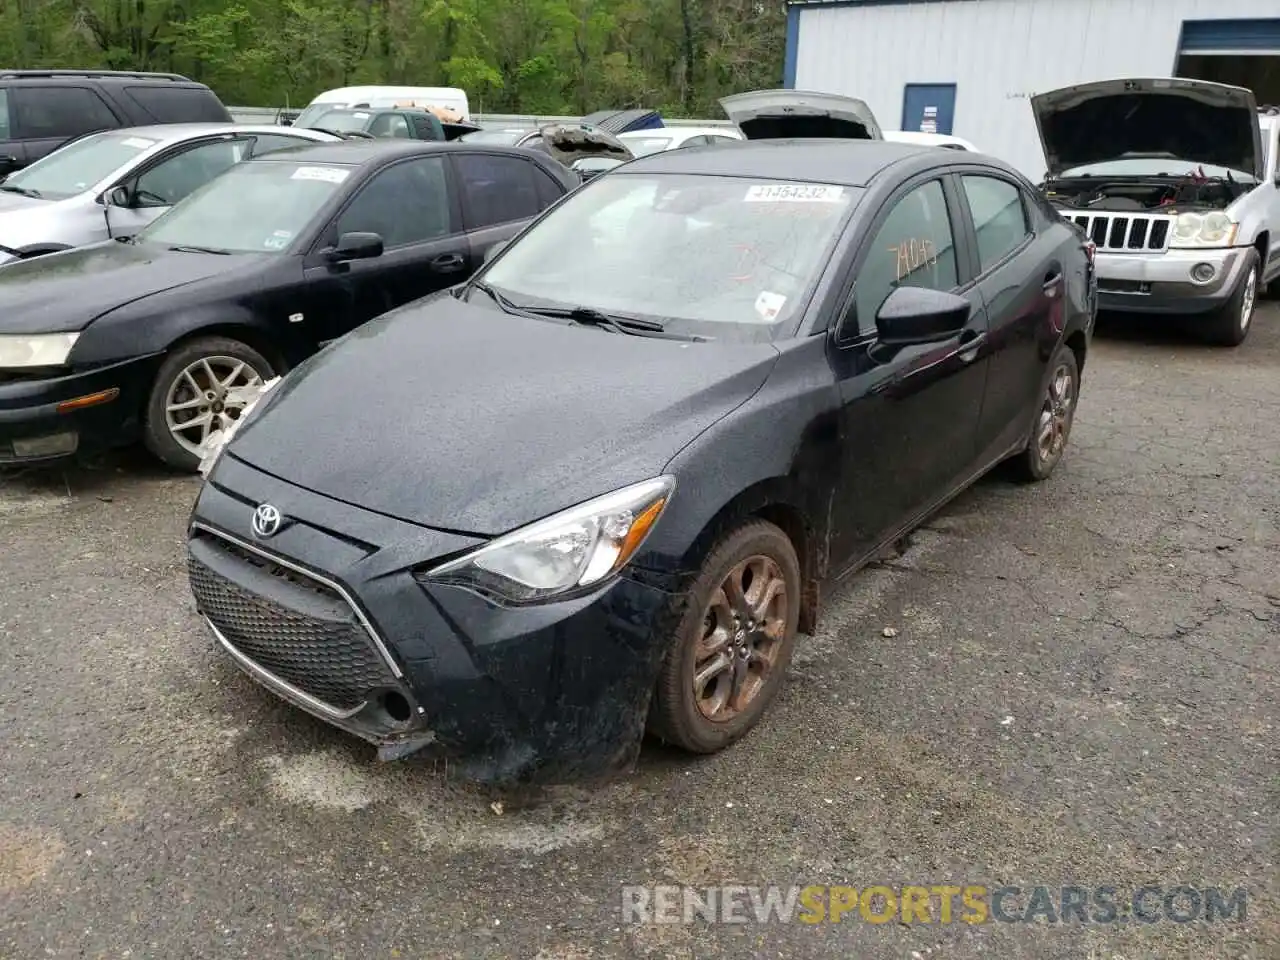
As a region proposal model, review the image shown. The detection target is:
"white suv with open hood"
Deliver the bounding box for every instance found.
[1033,78,1280,346]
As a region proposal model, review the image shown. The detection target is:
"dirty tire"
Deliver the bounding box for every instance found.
[144,337,275,472]
[1008,343,1079,484]
[1201,249,1259,347]
[648,519,801,754]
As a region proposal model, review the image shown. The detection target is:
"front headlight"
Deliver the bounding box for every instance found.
[0,333,79,368]
[421,475,675,603]
[1170,211,1238,248]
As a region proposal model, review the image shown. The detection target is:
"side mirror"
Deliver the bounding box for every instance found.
[875,286,971,346]
[483,240,509,264]
[325,231,383,263]
[104,185,132,208]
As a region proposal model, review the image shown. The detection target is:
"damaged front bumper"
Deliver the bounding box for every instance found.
[186,453,678,784]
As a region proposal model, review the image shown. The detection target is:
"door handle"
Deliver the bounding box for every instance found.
[958,329,986,362]
[1042,271,1063,296]
[430,253,466,273]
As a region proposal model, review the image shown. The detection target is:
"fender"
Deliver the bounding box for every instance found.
[72,300,312,373]
[646,335,842,627]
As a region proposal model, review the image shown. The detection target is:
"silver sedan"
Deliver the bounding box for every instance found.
[0,123,340,265]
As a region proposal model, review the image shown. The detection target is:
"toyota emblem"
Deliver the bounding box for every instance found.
[251,503,283,538]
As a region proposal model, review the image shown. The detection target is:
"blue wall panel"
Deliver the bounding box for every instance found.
[1179,19,1280,51]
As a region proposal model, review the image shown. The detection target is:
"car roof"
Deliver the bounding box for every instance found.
[242,138,533,166]
[89,122,333,143]
[619,138,944,186]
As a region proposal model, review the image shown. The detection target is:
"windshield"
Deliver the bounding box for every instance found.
[479,173,858,341]
[1058,157,1257,181]
[623,137,672,157]
[309,110,373,133]
[3,131,159,200]
[137,159,352,254]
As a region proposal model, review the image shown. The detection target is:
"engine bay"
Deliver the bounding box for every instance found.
[1042,174,1253,213]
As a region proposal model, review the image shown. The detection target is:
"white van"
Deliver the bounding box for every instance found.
[293,86,470,127]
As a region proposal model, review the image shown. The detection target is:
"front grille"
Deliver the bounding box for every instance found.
[187,533,396,713]
[1067,213,1170,253]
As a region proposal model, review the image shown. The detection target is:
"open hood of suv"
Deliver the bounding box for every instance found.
[719,89,882,141]
[1032,78,1263,180]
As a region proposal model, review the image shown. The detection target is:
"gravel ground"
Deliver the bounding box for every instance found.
[2,306,1277,960]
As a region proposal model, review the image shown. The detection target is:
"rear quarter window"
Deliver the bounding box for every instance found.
[0,89,9,139]
[122,85,231,123]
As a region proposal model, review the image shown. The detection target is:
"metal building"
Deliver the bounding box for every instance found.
[785,0,1280,177]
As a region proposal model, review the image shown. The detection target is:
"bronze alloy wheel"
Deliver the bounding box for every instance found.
[1008,343,1080,483]
[648,519,801,754]
[692,555,789,722]
[1036,359,1075,468]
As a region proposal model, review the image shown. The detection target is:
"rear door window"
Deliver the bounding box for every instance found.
[122,85,230,123]
[532,166,567,206]
[0,90,10,140]
[13,86,120,139]
[960,175,1032,273]
[455,153,543,229]
[411,113,444,141]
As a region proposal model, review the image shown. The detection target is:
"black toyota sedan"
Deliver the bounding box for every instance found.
[0,139,577,470]
[186,138,1097,784]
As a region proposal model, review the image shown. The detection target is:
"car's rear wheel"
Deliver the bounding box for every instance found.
[648,519,801,754]
[1008,344,1079,483]
[144,336,275,472]
[1201,250,1258,347]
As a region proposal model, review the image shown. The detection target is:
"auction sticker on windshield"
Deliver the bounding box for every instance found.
[744,184,845,203]
[291,166,350,184]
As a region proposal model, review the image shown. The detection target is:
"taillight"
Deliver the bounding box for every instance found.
[1083,239,1096,266]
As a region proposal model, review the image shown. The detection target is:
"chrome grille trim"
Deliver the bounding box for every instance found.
[190,520,403,679]
[1065,211,1172,253]
[205,616,363,720]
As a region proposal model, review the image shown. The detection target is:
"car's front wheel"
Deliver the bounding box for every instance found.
[1201,249,1259,347]
[1008,343,1079,483]
[144,336,275,472]
[648,519,801,754]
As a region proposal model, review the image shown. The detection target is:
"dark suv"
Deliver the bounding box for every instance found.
[0,69,231,175]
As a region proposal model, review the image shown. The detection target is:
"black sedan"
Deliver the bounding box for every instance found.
[0,140,577,470]
[186,139,1097,784]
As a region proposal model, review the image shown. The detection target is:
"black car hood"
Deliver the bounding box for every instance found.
[0,241,266,334]
[1032,78,1263,179]
[227,296,778,535]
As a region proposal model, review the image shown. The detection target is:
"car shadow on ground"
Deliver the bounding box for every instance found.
[0,445,186,497]
[1092,308,1248,349]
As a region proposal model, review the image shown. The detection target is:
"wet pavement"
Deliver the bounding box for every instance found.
[2,306,1278,960]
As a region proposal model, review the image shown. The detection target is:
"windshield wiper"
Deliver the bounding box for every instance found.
[0,184,41,198]
[470,280,529,315]
[168,244,231,255]
[525,305,709,341]
[470,281,706,341]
